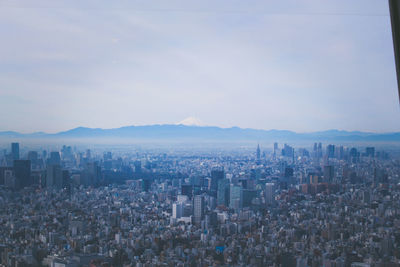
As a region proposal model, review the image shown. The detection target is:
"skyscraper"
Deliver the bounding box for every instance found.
[366,147,375,158]
[265,183,275,206]
[327,144,335,158]
[318,143,323,158]
[210,168,224,192]
[82,162,101,186]
[27,151,38,167]
[193,195,204,225]
[46,164,63,189]
[323,165,335,183]
[217,179,230,207]
[274,142,278,156]
[181,184,193,199]
[141,179,152,192]
[11,143,19,160]
[62,170,70,192]
[134,161,142,173]
[48,152,61,166]
[0,166,13,186]
[256,144,261,160]
[241,189,257,208]
[13,160,31,190]
[229,184,241,210]
[172,202,183,219]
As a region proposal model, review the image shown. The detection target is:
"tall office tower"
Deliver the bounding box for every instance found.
[82,162,101,186]
[0,166,13,185]
[181,184,193,199]
[229,184,242,210]
[338,146,344,160]
[86,149,91,159]
[282,144,294,158]
[193,195,205,225]
[141,179,152,192]
[4,169,15,188]
[27,151,38,162]
[134,161,142,173]
[103,152,112,161]
[323,165,335,183]
[312,143,318,162]
[217,179,230,207]
[210,168,224,192]
[284,167,294,178]
[274,142,278,156]
[349,148,359,163]
[241,189,257,208]
[240,177,255,189]
[13,160,31,190]
[172,202,183,219]
[11,143,19,160]
[326,145,335,158]
[46,164,63,189]
[27,151,39,169]
[366,147,375,158]
[42,150,47,161]
[177,195,189,203]
[318,143,323,158]
[48,152,61,166]
[265,183,276,206]
[256,144,261,160]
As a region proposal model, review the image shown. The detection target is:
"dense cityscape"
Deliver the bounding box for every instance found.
[0,141,399,267]
[2,1,400,267]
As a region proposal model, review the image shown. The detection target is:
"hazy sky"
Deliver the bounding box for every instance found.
[0,0,399,133]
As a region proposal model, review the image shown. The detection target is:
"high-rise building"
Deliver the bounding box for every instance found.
[103,152,112,161]
[256,144,261,160]
[242,189,257,208]
[265,183,275,206]
[4,169,15,188]
[86,149,91,159]
[323,165,335,183]
[27,151,38,162]
[217,179,230,207]
[46,164,63,189]
[210,168,224,192]
[141,179,152,192]
[282,144,294,158]
[0,167,13,185]
[366,147,375,158]
[13,160,31,190]
[193,195,204,225]
[82,162,101,186]
[48,152,61,166]
[134,161,142,173]
[284,167,294,177]
[11,143,19,160]
[326,145,335,158]
[181,184,193,199]
[338,146,344,160]
[172,202,183,219]
[350,148,359,163]
[229,184,242,210]
[318,143,323,158]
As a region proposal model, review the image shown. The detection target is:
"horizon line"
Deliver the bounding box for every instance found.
[1,124,399,135]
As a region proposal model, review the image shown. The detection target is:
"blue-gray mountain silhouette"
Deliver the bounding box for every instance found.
[0,125,399,141]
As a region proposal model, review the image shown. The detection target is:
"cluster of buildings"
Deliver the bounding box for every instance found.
[0,141,399,266]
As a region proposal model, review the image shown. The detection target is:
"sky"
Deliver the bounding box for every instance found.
[0,0,399,133]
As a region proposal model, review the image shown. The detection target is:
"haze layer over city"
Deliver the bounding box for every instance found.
[1,0,400,267]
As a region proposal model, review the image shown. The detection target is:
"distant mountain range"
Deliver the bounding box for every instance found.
[0,125,399,142]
